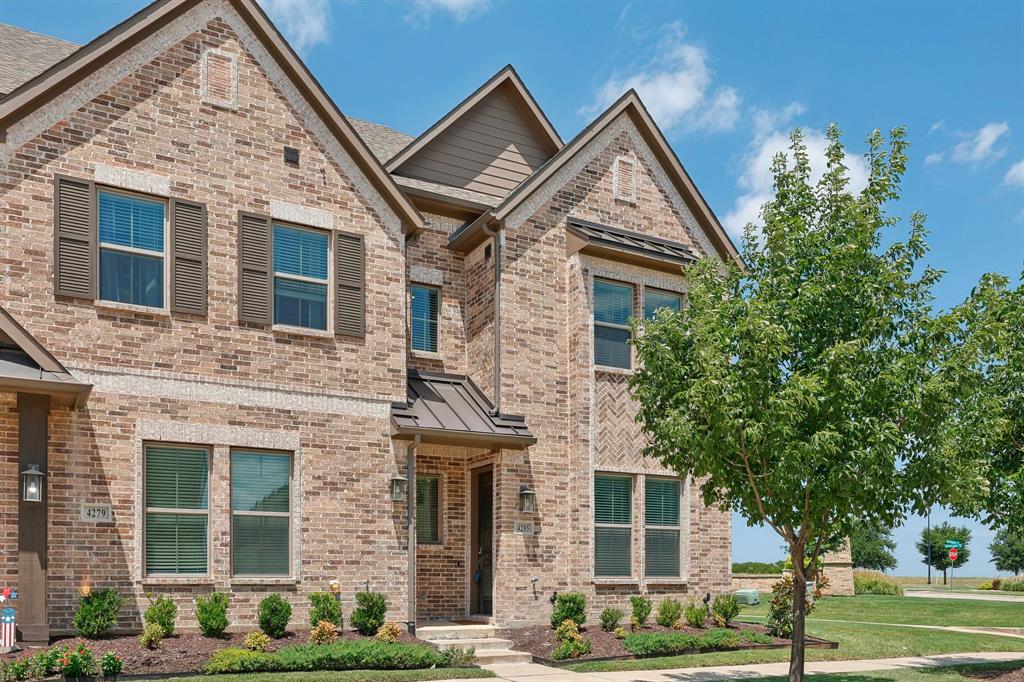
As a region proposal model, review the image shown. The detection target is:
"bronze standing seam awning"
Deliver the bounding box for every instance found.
[565,216,698,274]
[0,307,91,407]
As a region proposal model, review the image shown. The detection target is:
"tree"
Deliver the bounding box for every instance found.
[915,522,971,584]
[630,127,977,682]
[990,528,1024,575]
[850,522,897,572]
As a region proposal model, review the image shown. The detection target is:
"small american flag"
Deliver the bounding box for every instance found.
[1,607,16,649]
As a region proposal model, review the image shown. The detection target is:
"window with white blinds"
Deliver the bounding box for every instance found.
[273,224,329,330]
[99,190,166,308]
[411,284,439,352]
[416,475,440,544]
[643,289,683,320]
[594,279,634,369]
[645,477,682,577]
[231,450,291,576]
[594,474,632,577]
[144,444,209,575]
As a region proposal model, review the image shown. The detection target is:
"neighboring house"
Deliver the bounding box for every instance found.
[0,0,741,642]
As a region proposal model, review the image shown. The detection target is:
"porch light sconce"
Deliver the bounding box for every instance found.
[390,473,408,502]
[22,464,44,503]
[519,486,536,513]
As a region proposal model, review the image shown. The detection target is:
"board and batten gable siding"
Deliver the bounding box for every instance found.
[394,86,554,200]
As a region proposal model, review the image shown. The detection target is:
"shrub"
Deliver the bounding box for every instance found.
[72,589,125,639]
[684,598,706,628]
[551,636,591,660]
[555,619,580,642]
[376,621,402,643]
[309,620,338,645]
[992,578,1003,590]
[979,580,994,590]
[739,629,774,645]
[3,659,29,681]
[630,595,652,628]
[1002,578,1024,592]
[58,641,97,678]
[550,591,587,629]
[440,647,476,666]
[711,594,740,628]
[138,622,164,650]
[258,594,292,638]
[195,592,230,638]
[655,598,683,628]
[599,607,623,632]
[206,648,282,674]
[701,628,741,650]
[350,591,388,636]
[853,570,903,596]
[308,592,343,628]
[99,651,123,677]
[244,631,272,652]
[613,626,628,639]
[732,561,785,575]
[766,575,820,639]
[274,640,445,671]
[144,593,178,637]
[623,632,700,657]
[26,648,61,679]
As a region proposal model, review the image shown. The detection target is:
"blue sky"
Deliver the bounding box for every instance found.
[2,0,1021,575]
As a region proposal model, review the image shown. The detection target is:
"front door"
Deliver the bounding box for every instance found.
[471,467,493,615]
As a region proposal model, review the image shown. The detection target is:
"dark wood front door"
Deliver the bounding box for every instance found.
[471,467,493,616]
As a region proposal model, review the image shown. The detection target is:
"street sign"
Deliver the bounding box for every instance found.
[948,548,958,562]
[943,540,963,549]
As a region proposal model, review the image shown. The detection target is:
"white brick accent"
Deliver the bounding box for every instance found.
[409,266,443,286]
[271,200,333,229]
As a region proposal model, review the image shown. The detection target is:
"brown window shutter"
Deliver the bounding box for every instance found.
[170,198,208,315]
[53,174,96,299]
[335,231,365,337]
[237,211,272,324]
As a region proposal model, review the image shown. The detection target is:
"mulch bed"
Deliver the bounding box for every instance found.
[962,666,1024,682]
[4,629,430,677]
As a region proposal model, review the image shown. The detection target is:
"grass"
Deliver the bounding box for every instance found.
[152,670,494,682]
[737,595,1024,628]
[565,620,1024,673]
[895,577,1001,590]
[732,660,1024,682]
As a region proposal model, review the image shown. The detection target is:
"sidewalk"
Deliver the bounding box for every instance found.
[906,590,1024,603]
[467,651,1024,682]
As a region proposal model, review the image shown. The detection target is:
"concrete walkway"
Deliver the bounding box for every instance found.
[906,590,1024,603]
[465,651,1024,682]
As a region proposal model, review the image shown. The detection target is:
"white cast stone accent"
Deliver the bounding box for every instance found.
[408,265,443,286]
[200,45,238,110]
[93,164,172,196]
[271,200,333,229]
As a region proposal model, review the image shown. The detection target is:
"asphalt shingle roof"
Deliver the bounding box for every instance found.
[348,117,414,164]
[0,23,79,97]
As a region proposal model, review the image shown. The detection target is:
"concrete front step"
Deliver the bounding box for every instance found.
[417,624,495,640]
[472,649,534,665]
[432,637,515,651]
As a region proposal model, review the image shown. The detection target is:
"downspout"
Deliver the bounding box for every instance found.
[481,222,501,414]
[406,434,420,635]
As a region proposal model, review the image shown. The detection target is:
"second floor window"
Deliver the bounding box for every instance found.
[644,289,683,320]
[411,284,439,352]
[273,224,329,330]
[99,190,165,308]
[594,279,633,370]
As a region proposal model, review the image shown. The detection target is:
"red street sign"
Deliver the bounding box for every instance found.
[948,548,958,562]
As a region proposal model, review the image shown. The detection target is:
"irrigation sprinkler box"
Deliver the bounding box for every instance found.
[735,589,760,605]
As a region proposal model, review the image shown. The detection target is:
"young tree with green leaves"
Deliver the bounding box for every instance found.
[850,522,898,572]
[915,522,971,584]
[630,126,977,682]
[990,528,1024,576]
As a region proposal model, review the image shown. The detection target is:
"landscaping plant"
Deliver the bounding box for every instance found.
[72,588,125,639]
[766,576,820,639]
[144,593,177,637]
[195,591,230,638]
[440,647,476,667]
[853,569,903,595]
[99,652,123,678]
[711,594,740,627]
[207,640,447,674]
[138,622,164,650]
[655,597,683,628]
[630,595,652,628]
[350,591,388,636]
[206,648,282,674]
[244,631,272,652]
[26,648,60,679]
[3,659,28,681]
[550,591,587,629]
[552,620,591,660]
[376,621,402,643]
[308,591,343,628]
[555,618,580,642]
[600,607,624,632]
[58,641,97,679]
[258,593,292,638]
[683,597,706,628]
[309,619,338,645]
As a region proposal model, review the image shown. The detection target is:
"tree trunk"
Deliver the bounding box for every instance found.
[943,569,947,585]
[789,545,807,682]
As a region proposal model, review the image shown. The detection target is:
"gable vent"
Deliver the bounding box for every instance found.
[612,154,637,204]
[201,47,238,109]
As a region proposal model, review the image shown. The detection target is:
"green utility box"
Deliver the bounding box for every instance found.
[735,589,760,605]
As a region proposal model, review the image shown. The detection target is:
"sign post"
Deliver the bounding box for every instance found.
[943,540,962,591]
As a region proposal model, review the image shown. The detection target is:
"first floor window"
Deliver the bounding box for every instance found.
[594,279,633,369]
[645,477,681,577]
[411,284,439,352]
[594,474,632,576]
[416,475,440,544]
[99,190,165,308]
[644,288,683,320]
[232,450,291,575]
[144,444,209,575]
[273,224,328,330]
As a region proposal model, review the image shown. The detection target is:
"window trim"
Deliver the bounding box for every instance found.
[271,220,333,333]
[644,475,683,579]
[643,287,684,320]
[142,442,211,578]
[594,473,633,578]
[97,186,169,311]
[229,448,294,578]
[593,278,635,371]
[410,283,441,354]
[416,473,442,546]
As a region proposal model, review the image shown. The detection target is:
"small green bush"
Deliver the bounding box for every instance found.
[853,570,903,596]
[630,595,652,628]
[376,621,401,643]
[599,607,623,632]
[144,593,178,637]
[258,594,292,638]
[655,598,682,628]
[551,636,591,660]
[992,578,1003,590]
[711,594,740,627]
[766,576,819,638]
[58,641,97,678]
[441,647,476,666]
[350,591,388,636]
[739,629,774,645]
[623,632,700,657]
[1001,577,1024,592]
[195,592,230,638]
[244,631,272,652]
[206,648,282,674]
[701,628,741,650]
[3,659,29,681]
[309,592,343,628]
[72,588,125,638]
[100,651,123,677]
[683,598,706,628]
[555,619,580,642]
[309,620,338,645]
[26,648,60,678]
[613,626,628,639]
[978,580,994,590]
[550,591,586,629]
[138,622,164,650]
[275,640,445,671]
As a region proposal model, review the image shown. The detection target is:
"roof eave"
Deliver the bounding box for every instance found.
[0,376,92,408]
[391,424,537,450]
[447,210,496,252]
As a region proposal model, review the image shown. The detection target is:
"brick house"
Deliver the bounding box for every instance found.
[0,0,742,643]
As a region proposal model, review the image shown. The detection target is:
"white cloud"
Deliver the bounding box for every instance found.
[582,22,740,133]
[406,0,491,25]
[752,102,806,140]
[1004,159,1024,189]
[951,122,1010,165]
[925,152,944,165]
[929,119,946,135]
[259,0,331,54]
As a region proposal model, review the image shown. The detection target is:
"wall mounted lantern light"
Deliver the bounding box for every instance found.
[22,465,44,503]
[519,486,536,513]
[390,473,408,502]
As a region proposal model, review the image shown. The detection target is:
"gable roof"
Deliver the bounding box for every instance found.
[450,90,742,267]
[0,307,91,407]
[0,0,424,233]
[0,23,79,96]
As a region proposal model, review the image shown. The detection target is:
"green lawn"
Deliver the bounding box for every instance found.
[737,595,1024,628]
[734,660,1024,682]
[154,670,494,682]
[565,620,1024,673]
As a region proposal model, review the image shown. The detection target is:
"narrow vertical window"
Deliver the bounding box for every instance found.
[645,478,681,577]
[416,475,440,544]
[232,450,291,576]
[593,279,633,369]
[273,224,329,330]
[644,289,683,320]
[594,474,632,577]
[411,284,440,353]
[144,444,208,575]
[98,190,165,308]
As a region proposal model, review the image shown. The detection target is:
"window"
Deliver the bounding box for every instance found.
[99,190,165,308]
[416,475,440,544]
[594,279,633,369]
[144,444,208,575]
[644,289,683,320]
[231,450,291,576]
[645,477,681,577]
[411,285,439,352]
[273,224,329,330]
[594,474,632,577]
